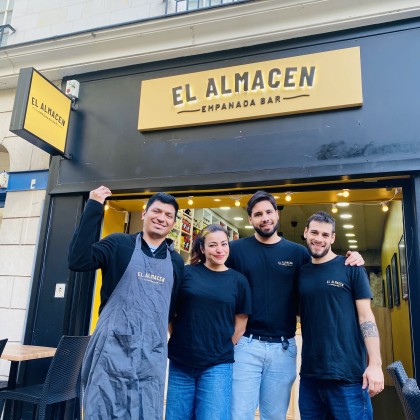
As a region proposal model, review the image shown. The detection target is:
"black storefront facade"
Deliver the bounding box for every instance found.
[18,16,420,417]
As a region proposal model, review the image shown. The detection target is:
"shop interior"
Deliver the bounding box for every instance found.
[94,178,411,418]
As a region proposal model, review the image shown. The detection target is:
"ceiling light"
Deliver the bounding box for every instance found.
[348,239,358,243]
[245,225,253,229]
[349,245,358,249]
[345,233,355,237]
[382,202,389,212]
[339,213,352,219]
[187,197,194,206]
[104,203,110,211]
[331,204,338,214]
[273,195,280,199]
[142,201,147,210]
[337,202,350,207]
[285,192,292,202]
[220,207,230,210]
[235,199,241,207]
[213,198,221,202]
[343,224,354,229]
[233,217,244,221]
[337,189,350,198]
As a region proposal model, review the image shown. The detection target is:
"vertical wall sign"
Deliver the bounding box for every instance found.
[10,68,72,156]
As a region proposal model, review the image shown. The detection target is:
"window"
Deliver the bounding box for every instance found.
[166,0,249,14]
[0,0,14,46]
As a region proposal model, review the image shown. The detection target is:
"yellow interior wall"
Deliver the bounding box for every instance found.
[381,200,413,375]
[89,206,126,334]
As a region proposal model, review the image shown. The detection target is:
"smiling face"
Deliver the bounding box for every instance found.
[304,220,336,263]
[201,230,229,271]
[248,200,279,241]
[142,200,176,244]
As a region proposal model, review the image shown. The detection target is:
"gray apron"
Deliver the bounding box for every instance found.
[81,234,174,419]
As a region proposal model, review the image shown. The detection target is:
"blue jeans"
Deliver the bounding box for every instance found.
[299,377,373,420]
[165,360,232,420]
[231,335,297,420]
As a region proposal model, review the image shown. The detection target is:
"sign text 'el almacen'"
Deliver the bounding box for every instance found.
[10,68,72,156]
[138,47,363,131]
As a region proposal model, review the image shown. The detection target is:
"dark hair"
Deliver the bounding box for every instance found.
[306,211,336,232]
[146,192,179,216]
[190,224,229,265]
[246,190,277,216]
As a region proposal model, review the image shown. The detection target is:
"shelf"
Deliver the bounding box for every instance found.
[172,207,239,262]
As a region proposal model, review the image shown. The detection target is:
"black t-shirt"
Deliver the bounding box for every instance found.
[68,199,184,320]
[168,264,252,369]
[227,236,310,339]
[299,255,372,382]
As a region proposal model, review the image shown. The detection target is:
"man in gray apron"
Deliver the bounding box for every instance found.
[68,186,184,419]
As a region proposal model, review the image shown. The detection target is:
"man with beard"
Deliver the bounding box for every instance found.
[228,191,364,420]
[298,211,383,419]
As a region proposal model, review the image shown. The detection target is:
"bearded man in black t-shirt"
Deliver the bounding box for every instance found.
[298,211,384,419]
[228,191,364,420]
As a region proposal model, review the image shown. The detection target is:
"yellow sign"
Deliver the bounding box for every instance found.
[10,68,72,156]
[24,70,71,153]
[138,47,363,131]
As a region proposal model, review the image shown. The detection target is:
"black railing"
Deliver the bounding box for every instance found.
[0,24,15,46]
[165,0,250,14]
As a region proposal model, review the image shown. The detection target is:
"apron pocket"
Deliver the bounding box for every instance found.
[98,332,142,379]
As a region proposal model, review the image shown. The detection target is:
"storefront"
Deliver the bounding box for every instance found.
[19,16,420,414]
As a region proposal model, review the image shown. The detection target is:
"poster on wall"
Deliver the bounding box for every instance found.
[391,253,400,307]
[386,265,393,309]
[398,234,409,300]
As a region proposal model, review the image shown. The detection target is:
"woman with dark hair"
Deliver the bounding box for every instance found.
[166,224,252,420]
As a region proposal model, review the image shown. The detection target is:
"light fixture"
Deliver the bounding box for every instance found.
[339,213,352,219]
[381,202,389,212]
[348,239,358,243]
[337,189,350,198]
[142,200,147,210]
[233,217,244,221]
[285,192,292,202]
[337,202,350,207]
[245,225,253,229]
[235,199,241,207]
[331,204,338,214]
[187,196,194,206]
[213,198,221,202]
[345,233,356,237]
[273,195,280,199]
[343,224,354,229]
[220,207,230,210]
[349,245,358,249]
[104,203,110,211]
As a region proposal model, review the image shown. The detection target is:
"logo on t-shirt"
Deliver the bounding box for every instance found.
[137,271,166,284]
[327,280,344,288]
[278,261,293,267]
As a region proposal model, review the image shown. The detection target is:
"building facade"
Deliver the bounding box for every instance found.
[1,1,420,418]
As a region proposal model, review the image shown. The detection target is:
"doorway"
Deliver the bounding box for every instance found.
[95,181,411,419]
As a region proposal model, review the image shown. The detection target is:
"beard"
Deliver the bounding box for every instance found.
[307,243,331,259]
[254,222,279,238]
